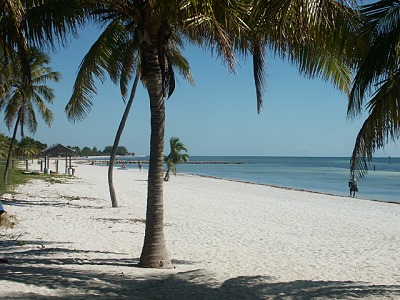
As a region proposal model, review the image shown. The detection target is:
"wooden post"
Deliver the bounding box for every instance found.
[25,159,28,171]
[65,154,68,174]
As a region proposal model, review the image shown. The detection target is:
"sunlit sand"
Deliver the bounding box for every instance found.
[1,160,399,299]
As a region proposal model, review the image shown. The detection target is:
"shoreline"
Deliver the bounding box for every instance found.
[181,172,400,206]
[1,162,399,298]
[77,156,400,205]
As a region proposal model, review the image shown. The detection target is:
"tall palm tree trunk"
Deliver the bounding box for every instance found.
[4,113,21,184]
[139,43,172,269]
[108,75,139,207]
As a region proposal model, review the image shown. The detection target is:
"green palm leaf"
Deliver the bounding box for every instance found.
[348,0,400,176]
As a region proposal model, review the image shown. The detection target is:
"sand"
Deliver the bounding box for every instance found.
[0,160,399,299]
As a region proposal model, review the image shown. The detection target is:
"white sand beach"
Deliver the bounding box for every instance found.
[1,161,399,299]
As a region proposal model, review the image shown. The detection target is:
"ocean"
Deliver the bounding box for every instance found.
[97,156,400,203]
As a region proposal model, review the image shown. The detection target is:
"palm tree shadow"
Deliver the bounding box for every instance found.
[220,276,400,299]
[1,245,399,299]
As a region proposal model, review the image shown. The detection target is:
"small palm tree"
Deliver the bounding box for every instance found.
[1,48,60,183]
[164,137,189,182]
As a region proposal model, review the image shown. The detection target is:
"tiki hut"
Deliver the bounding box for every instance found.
[42,143,75,174]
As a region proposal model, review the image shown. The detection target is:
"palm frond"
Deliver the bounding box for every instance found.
[252,41,266,113]
[33,85,55,104]
[66,20,126,121]
[25,102,38,134]
[265,0,360,94]
[350,70,400,178]
[24,0,102,50]
[349,0,400,118]
[3,92,22,131]
[31,93,54,127]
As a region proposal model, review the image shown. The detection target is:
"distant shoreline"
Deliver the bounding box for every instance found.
[180,172,400,206]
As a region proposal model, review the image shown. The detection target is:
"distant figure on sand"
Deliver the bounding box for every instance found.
[138,161,143,172]
[349,175,358,197]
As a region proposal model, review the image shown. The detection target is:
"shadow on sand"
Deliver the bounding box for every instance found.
[1,240,399,299]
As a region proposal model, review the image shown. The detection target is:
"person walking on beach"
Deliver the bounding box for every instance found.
[349,175,358,197]
[138,161,143,172]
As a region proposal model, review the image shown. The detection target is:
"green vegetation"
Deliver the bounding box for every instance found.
[0,158,71,197]
[0,160,34,196]
[2,49,60,183]
[164,137,189,182]
[348,1,400,178]
[0,132,134,158]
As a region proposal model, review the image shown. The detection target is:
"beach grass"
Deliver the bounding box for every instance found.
[0,159,74,199]
[0,160,31,195]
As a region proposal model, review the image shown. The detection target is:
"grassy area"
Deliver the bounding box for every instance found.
[0,159,72,230]
[0,159,71,196]
[0,160,33,196]
[0,160,29,230]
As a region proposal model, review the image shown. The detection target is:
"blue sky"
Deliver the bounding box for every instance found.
[6,24,399,157]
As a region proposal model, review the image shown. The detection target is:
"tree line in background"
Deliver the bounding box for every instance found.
[0,133,132,158]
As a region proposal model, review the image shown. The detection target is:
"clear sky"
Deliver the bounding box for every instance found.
[5,24,399,157]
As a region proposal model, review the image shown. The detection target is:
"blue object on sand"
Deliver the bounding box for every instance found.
[0,201,4,215]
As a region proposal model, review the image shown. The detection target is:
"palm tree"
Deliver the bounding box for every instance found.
[1,48,60,183]
[0,1,100,97]
[164,137,189,182]
[65,19,193,208]
[65,0,362,268]
[108,74,140,208]
[347,0,400,178]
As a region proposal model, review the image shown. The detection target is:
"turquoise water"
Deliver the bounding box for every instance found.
[104,156,400,203]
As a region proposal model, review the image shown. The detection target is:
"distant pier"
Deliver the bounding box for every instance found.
[87,160,248,165]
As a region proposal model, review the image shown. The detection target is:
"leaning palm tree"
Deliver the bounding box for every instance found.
[348,0,400,178]
[164,137,189,182]
[66,0,362,268]
[108,74,140,208]
[1,48,60,183]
